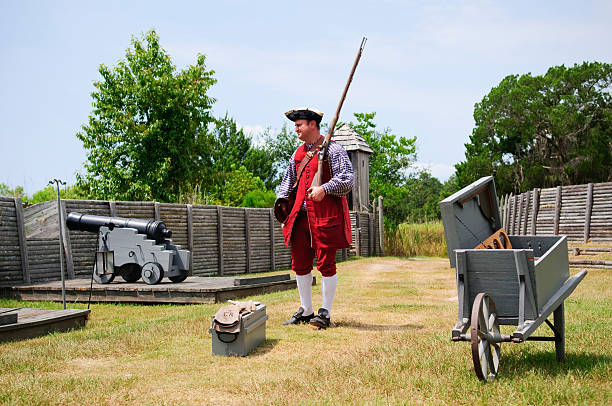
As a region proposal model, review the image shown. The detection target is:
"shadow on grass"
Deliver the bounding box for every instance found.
[334,320,423,331]
[251,338,280,356]
[500,350,611,378]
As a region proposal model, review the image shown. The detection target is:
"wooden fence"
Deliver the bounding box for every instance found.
[0,197,384,285]
[499,181,612,243]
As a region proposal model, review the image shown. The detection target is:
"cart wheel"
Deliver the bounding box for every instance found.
[119,264,142,283]
[141,262,164,285]
[471,292,501,381]
[93,264,115,284]
[168,271,188,283]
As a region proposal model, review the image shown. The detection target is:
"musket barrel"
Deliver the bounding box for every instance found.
[312,37,366,187]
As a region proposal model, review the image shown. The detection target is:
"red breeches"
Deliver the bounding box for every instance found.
[290,211,337,277]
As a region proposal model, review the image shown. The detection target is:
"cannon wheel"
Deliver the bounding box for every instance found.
[471,292,501,381]
[119,264,142,283]
[169,271,188,283]
[141,262,164,285]
[93,264,115,284]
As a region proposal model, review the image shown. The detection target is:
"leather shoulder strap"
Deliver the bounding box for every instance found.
[293,137,324,189]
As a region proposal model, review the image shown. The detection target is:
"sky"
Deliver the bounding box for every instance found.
[1,0,611,195]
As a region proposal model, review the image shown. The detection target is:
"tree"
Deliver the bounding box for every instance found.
[242,189,277,208]
[261,123,302,191]
[0,183,25,199]
[202,114,251,200]
[243,146,276,190]
[209,165,266,207]
[347,112,417,225]
[349,112,417,189]
[76,30,217,202]
[28,184,82,205]
[456,62,612,194]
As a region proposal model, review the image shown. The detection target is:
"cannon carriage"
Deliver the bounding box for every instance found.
[66,212,190,285]
[440,176,587,381]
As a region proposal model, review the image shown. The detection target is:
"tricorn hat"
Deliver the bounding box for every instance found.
[285,107,324,124]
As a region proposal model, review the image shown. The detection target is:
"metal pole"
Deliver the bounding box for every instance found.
[49,179,67,309]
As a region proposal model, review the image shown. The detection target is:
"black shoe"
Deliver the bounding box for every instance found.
[309,308,331,329]
[282,307,314,325]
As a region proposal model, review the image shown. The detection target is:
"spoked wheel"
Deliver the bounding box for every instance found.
[168,271,188,283]
[93,263,115,284]
[141,262,164,285]
[471,292,501,381]
[119,264,142,283]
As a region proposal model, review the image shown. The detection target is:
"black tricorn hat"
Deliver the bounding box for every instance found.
[285,107,324,124]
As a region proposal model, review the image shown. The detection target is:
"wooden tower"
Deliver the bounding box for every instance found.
[333,123,373,212]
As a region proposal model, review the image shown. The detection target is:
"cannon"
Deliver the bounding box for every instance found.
[66,212,190,285]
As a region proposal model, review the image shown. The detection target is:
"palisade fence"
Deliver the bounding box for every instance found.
[0,197,384,286]
[499,181,612,243]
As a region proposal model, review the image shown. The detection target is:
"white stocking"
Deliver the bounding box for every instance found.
[321,274,338,316]
[295,273,313,316]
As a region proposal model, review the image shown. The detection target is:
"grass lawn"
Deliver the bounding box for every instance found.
[0,257,610,405]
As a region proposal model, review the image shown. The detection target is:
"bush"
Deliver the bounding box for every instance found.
[385,221,447,258]
[242,190,276,208]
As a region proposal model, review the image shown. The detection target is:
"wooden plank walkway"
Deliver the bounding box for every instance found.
[0,307,90,343]
[1,274,301,304]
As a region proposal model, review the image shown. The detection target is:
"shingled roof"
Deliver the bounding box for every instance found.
[333,123,373,153]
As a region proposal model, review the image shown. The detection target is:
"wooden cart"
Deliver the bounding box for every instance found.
[440,176,587,381]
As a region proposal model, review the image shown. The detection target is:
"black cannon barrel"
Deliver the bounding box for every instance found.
[66,212,172,242]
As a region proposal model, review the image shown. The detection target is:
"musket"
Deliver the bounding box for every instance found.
[273,37,366,224]
[311,36,367,189]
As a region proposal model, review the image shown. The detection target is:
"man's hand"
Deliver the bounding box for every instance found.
[307,185,325,202]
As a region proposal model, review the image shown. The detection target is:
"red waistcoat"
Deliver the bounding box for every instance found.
[282,142,353,249]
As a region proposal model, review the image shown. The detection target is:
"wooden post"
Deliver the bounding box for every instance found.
[60,200,75,279]
[378,196,384,254]
[517,193,524,236]
[245,208,251,273]
[499,195,504,229]
[14,197,30,284]
[109,201,117,217]
[372,198,377,255]
[512,195,520,234]
[522,190,530,235]
[369,212,374,256]
[217,206,224,275]
[531,188,540,235]
[269,209,276,271]
[504,194,511,232]
[187,204,194,275]
[554,186,562,235]
[584,183,594,243]
[154,202,160,221]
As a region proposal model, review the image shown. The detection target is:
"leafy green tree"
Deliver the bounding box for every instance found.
[349,112,417,188]
[243,146,276,190]
[347,112,417,224]
[27,185,82,205]
[76,30,217,202]
[262,123,302,190]
[0,183,25,199]
[210,165,266,207]
[403,172,444,221]
[456,62,612,194]
[202,114,251,200]
[242,189,277,208]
